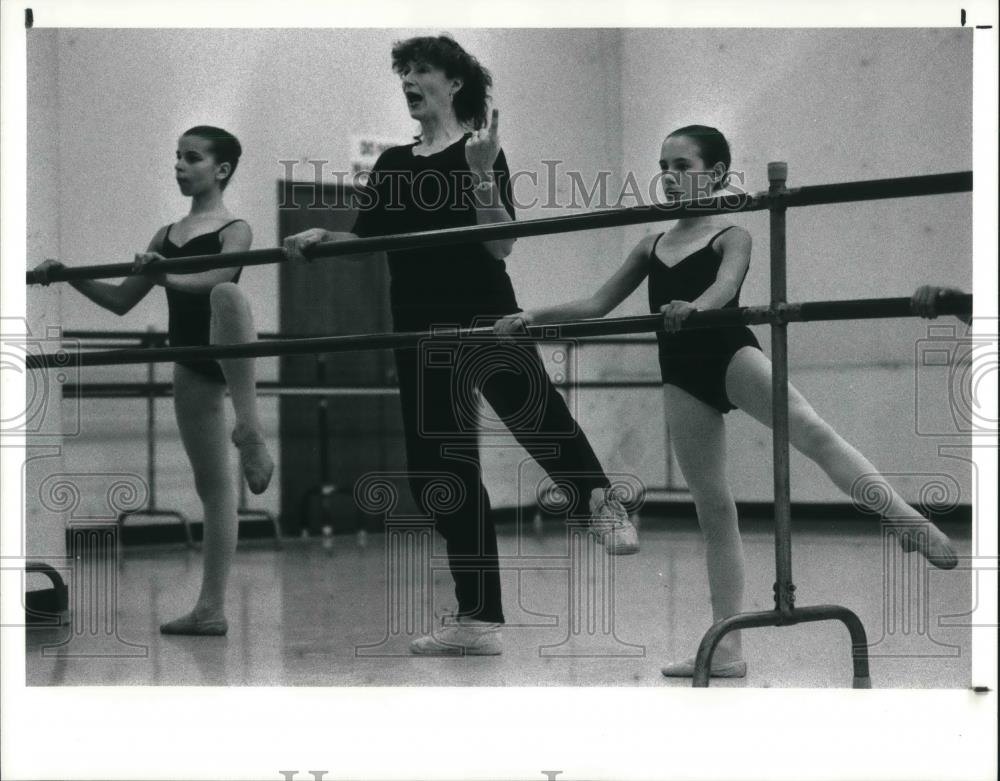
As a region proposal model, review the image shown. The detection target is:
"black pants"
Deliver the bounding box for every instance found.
[393,328,610,624]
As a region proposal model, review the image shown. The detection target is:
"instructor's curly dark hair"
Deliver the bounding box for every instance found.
[391,35,493,130]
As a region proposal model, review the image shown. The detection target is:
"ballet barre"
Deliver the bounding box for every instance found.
[27,294,972,371]
[25,170,971,285]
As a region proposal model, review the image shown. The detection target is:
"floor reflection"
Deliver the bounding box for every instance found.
[26,520,973,688]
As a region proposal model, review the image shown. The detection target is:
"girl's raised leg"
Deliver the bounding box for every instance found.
[210,281,273,494]
[725,347,957,569]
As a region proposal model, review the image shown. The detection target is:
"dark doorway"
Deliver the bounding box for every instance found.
[277,180,415,535]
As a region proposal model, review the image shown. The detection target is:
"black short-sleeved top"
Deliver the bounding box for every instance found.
[351,134,518,329]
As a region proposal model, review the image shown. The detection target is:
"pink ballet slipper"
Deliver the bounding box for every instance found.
[661,656,747,678]
[159,612,228,636]
[899,523,958,570]
[231,425,274,495]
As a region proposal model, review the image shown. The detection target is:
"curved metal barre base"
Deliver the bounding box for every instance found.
[25,562,70,627]
[691,604,872,688]
[118,509,195,549]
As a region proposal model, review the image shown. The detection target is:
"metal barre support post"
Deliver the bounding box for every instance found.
[690,162,872,689]
[297,353,338,538]
[770,162,795,621]
[25,171,971,285]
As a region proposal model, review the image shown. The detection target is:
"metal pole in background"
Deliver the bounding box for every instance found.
[145,326,157,514]
[769,161,795,620]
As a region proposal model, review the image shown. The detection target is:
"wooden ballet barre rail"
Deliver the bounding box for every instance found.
[785,170,971,208]
[25,293,971,370]
[61,329,300,341]
[24,170,971,285]
[60,329,661,346]
[61,379,673,398]
[62,379,676,399]
[60,382,403,398]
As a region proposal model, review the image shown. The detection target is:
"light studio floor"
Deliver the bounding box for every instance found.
[25,519,972,689]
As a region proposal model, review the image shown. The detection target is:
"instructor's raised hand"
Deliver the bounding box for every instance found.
[465,108,501,179]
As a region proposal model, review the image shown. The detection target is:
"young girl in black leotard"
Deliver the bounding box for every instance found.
[496,125,958,678]
[33,126,273,636]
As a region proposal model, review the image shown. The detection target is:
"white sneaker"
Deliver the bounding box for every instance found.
[590,490,639,555]
[409,617,503,656]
